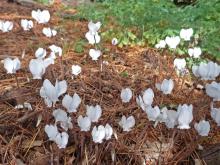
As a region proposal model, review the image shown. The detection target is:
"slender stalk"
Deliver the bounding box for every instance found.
[59,55,64,80]
[14,73,20,88]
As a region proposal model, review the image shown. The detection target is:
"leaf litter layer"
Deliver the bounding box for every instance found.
[0,1,220,164]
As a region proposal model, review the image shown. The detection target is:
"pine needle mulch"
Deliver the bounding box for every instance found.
[0,1,220,164]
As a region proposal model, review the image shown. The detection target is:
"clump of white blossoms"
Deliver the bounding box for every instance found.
[155,40,166,49]
[206,81,220,101]
[72,65,81,76]
[177,104,193,129]
[120,87,132,103]
[86,105,102,122]
[32,9,50,24]
[3,57,21,74]
[156,79,174,94]
[119,115,135,132]
[42,27,57,38]
[0,20,13,33]
[77,115,91,132]
[188,47,202,58]
[45,124,69,149]
[62,93,81,113]
[92,124,113,143]
[52,109,73,131]
[21,19,33,31]
[180,28,193,41]
[89,49,101,61]
[85,21,101,45]
[29,47,55,79]
[211,102,220,126]
[40,79,67,107]
[165,36,180,49]
[194,120,210,136]
[192,61,220,80]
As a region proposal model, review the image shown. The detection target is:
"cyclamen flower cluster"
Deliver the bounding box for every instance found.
[155,28,202,58]
[1,9,56,38]
[85,21,102,61]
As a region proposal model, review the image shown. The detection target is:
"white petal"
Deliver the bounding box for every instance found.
[52,109,68,123]
[105,124,113,140]
[45,124,59,141]
[89,49,101,61]
[55,80,67,97]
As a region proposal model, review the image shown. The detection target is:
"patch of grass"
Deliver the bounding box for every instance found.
[77,0,220,58]
[74,39,87,53]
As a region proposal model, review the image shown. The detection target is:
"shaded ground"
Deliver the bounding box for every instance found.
[0,0,220,164]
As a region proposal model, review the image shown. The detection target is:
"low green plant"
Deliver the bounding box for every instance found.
[76,0,220,58]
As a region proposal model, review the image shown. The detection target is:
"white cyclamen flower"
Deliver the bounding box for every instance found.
[31,9,50,24]
[35,48,47,59]
[72,65,81,76]
[40,79,67,107]
[177,104,193,129]
[145,106,160,122]
[42,27,57,38]
[155,40,166,49]
[0,20,13,32]
[77,115,91,131]
[92,125,106,143]
[119,115,135,132]
[29,58,54,79]
[120,87,132,103]
[52,109,73,131]
[112,38,118,45]
[86,105,102,122]
[3,57,21,74]
[156,79,174,94]
[194,120,210,136]
[62,93,81,113]
[88,21,101,34]
[54,132,69,149]
[180,28,193,41]
[89,49,101,61]
[211,102,220,126]
[21,19,33,31]
[49,44,62,58]
[85,21,101,44]
[206,81,220,101]
[165,110,178,129]
[165,36,180,49]
[44,124,69,149]
[192,61,220,80]
[188,47,202,58]
[173,58,186,71]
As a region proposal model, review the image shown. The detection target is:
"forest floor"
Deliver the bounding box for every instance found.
[0,0,220,164]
